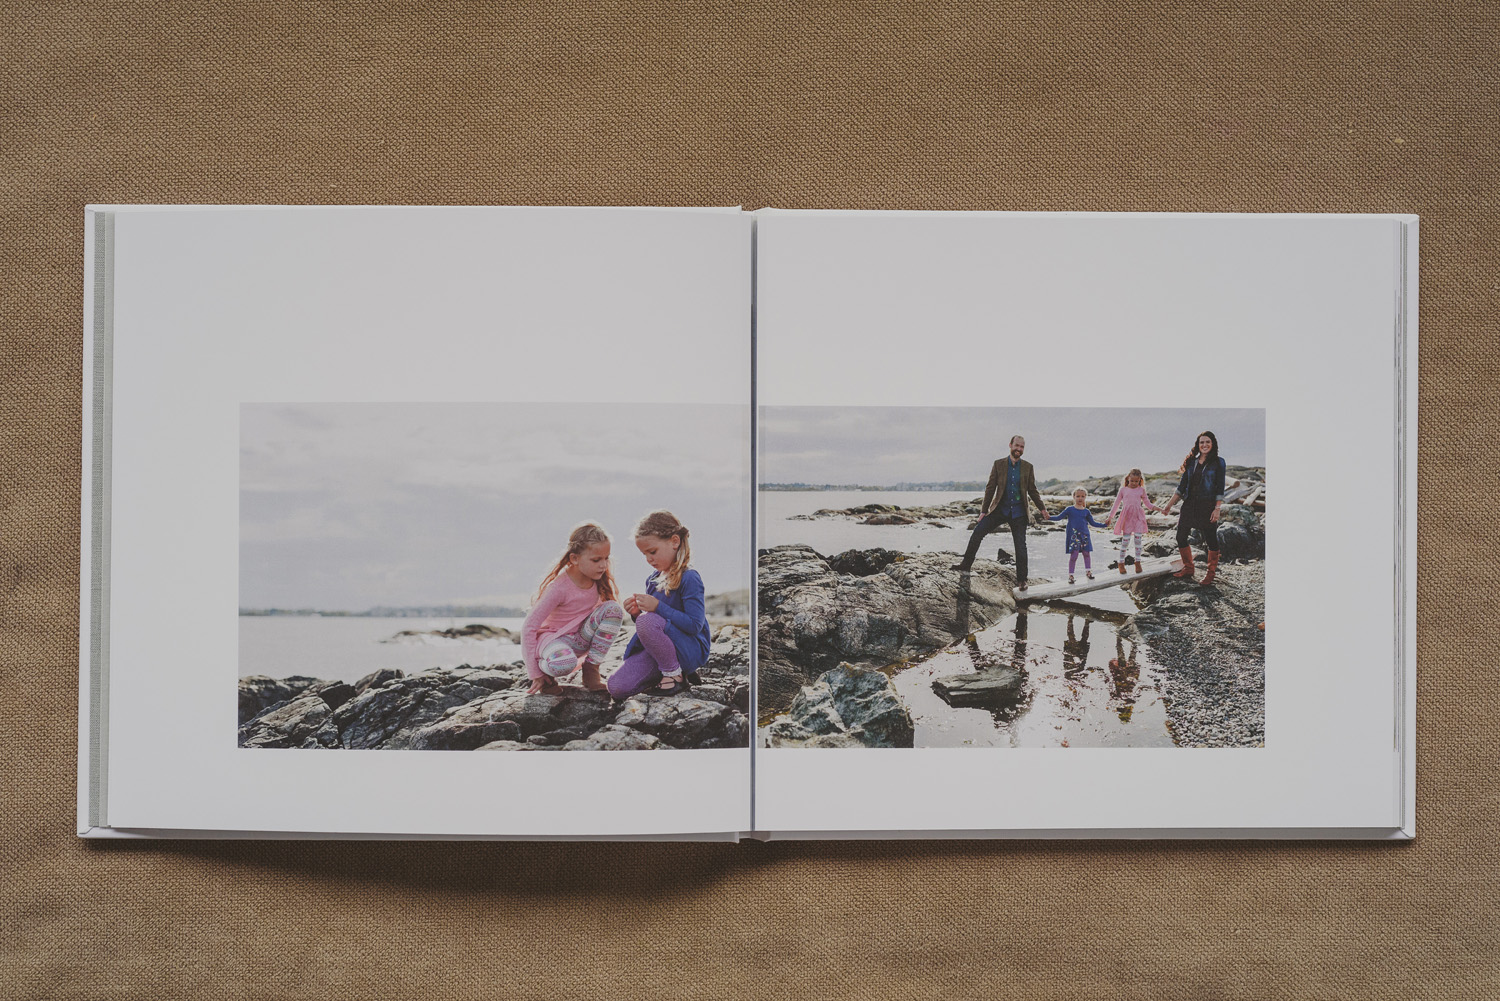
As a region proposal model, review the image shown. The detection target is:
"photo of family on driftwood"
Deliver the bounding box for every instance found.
[758,406,1267,751]
[236,403,751,753]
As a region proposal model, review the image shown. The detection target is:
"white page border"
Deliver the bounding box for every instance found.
[86,206,753,837]
[753,209,1413,835]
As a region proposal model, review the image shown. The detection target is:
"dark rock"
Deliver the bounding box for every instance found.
[241,648,745,750]
[386,623,517,642]
[721,712,748,748]
[860,513,917,525]
[537,728,589,746]
[562,725,663,751]
[686,682,733,706]
[238,674,330,726]
[794,498,981,523]
[699,624,750,680]
[353,668,404,694]
[1214,520,1265,560]
[312,681,358,711]
[238,694,340,748]
[1218,503,1261,527]
[801,733,867,748]
[827,548,904,577]
[765,663,914,748]
[612,696,739,749]
[403,689,619,750]
[932,668,1027,708]
[756,545,1015,713]
[1143,538,1178,558]
[331,666,522,749]
[481,720,523,744]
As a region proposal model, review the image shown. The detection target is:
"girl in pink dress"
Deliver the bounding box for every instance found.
[1104,468,1162,574]
[521,522,625,695]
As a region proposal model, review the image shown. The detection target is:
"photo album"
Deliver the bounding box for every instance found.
[80,206,1417,840]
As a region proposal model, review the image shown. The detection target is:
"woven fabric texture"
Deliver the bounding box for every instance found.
[3,3,1497,998]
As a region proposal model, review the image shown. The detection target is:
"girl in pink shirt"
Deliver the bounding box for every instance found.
[1104,468,1161,575]
[521,523,625,695]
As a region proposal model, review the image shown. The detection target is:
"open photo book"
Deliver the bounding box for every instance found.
[80,206,1417,840]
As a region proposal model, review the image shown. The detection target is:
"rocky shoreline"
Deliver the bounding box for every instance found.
[239,623,750,751]
[756,544,1017,714]
[1127,563,1266,747]
[760,486,1267,748]
[788,467,1267,536]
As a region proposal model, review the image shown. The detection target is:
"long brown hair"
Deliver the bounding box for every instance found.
[535,522,618,604]
[634,509,691,594]
[1178,430,1220,474]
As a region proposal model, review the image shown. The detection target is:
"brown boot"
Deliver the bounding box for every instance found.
[1134,557,1143,573]
[1200,550,1219,586]
[1173,546,1196,579]
[580,660,608,691]
[1118,557,1127,575]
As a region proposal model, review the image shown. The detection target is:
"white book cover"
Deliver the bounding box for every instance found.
[80,206,1415,840]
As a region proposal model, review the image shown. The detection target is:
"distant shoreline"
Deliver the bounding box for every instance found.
[239,607,530,618]
[241,588,751,620]
[762,483,985,492]
[763,466,1265,495]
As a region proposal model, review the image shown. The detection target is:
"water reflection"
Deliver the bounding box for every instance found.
[946,608,1033,724]
[899,599,1175,748]
[1108,634,1141,723]
[1062,616,1091,681]
[963,607,1028,674]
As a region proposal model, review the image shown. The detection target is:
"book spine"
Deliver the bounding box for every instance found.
[79,210,115,834]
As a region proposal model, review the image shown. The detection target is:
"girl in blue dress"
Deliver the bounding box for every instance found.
[1050,487,1110,584]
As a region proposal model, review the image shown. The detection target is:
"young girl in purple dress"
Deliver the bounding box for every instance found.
[1050,487,1110,584]
[606,510,713,699]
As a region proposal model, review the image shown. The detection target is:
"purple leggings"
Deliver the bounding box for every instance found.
[1068,551,1093,573]
[606,612,682,699]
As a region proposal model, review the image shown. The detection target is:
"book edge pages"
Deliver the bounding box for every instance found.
[1399,217,1419,840]
[78,208,114,835]
[749,212,760,834]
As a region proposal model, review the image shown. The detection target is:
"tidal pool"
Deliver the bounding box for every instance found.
[891,604,1178,748]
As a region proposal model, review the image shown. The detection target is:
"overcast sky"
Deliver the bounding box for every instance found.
[759,406,1265,485]
[241,403,750,611]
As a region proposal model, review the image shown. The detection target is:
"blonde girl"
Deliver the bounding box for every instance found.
[607,510,713,699]
[1104,468,1162,574]
[521,522,625,695]
[1048,487,1110,584]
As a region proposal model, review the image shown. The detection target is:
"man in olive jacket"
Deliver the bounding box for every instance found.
[951,435,1049,589]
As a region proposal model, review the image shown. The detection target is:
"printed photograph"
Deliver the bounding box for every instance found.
[758,407,1266,749]
[239,403,750,751]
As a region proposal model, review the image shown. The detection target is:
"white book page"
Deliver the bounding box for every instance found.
[753,210,1409,835]
[92,206,752,837]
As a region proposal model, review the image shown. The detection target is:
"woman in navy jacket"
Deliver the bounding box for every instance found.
[1160,430,1228,585]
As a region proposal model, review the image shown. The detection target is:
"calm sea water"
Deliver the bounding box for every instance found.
[238,616,526,683]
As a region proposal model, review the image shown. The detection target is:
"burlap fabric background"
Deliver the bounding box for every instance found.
[4,3,1496,998]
